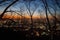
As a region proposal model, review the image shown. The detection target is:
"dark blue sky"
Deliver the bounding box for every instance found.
[0,0,60,16]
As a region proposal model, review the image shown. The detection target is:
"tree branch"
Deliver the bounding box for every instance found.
[0,0,19,19]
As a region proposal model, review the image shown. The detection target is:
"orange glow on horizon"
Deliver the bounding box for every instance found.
[2,14,53,20]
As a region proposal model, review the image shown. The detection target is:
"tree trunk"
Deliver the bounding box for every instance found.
[30,15,33,30]
[45,0,51,32]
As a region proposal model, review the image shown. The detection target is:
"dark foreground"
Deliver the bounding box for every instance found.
[0,27,60,40]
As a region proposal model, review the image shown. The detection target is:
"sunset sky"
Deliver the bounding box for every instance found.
[0,0,60,19]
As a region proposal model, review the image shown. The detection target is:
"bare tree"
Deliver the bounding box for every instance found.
[41,0,51,31]
[41,0,54,40]
[24,0,39,30]
[47,6,57,30]
[0,0,19,19]
[18,6,26,27]
[41,0,60,40]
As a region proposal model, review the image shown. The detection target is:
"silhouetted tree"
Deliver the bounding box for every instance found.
[0,0,19,19]
[41,0,51,31]
[41,0,60,40]
[24,0,39,29]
